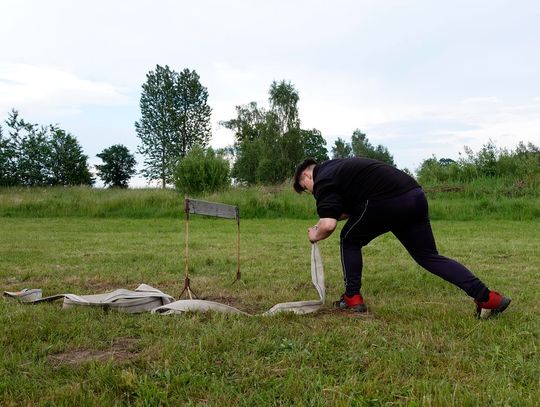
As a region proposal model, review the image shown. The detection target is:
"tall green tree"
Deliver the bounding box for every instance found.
[96,144,137,188]
[301,128,328,162]
[220,102,267,143]
[135,65,211,188]
[135,65,175,187]
[47,126,94,186]
[176,69,212,155]
[0,122,18,186]
[5,110,50,186]
[223,80,324,184]
[332,137,352,158]
[3,110,38,185]
[230,138,262,185]
[17,126,50,186]
[351,129,395,165]
[269,80,300,135]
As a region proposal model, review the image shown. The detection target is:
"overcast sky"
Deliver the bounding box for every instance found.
[1,0,539,184]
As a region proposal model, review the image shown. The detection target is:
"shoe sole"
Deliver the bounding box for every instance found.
[351,304,368,313]
[477,297,511,319]
[333,301,368,313]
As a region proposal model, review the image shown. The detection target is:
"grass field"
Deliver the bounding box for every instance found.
[1,214,538,406]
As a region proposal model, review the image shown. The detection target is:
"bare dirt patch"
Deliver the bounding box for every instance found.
[49,337,139,367]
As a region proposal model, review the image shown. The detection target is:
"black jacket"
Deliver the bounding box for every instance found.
[313,158,419,219]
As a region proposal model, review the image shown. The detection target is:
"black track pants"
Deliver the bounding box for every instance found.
[339,187,489,301]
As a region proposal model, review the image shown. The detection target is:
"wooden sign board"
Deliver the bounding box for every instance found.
[185,199,238,220]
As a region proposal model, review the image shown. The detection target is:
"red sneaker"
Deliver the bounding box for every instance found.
[475,291,511,319]
[334,293,367,312]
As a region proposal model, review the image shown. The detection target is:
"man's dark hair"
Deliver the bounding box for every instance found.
[293,158,318,193]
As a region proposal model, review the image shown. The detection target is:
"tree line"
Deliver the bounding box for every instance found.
[3,63,537,192]
[135,64,398,192]
[0,64,401,190]
[0,110,94,186]
[0,110,137,188]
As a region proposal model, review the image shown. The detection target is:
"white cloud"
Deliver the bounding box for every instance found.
[0,62,130,117]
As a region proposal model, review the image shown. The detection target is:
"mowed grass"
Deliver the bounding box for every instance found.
[0,217,538,406]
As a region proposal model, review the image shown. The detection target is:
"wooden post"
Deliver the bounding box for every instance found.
[185,198,189,281]
[179,198,197,299]
[235,207,241,281]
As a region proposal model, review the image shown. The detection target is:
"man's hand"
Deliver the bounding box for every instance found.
[308,225,319,243]
[307,218,337,243]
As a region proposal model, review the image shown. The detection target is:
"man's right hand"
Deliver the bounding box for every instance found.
[307,218,337,243]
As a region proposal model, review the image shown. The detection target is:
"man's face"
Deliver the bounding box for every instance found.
[300,170,314,193]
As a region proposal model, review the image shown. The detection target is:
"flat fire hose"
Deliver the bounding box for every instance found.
[153,243,325,316]
[3,284,175,313]
[4,244,325,316]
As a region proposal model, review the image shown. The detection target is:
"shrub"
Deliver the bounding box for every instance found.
[417,141,539,186]
[173,146,230,195]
